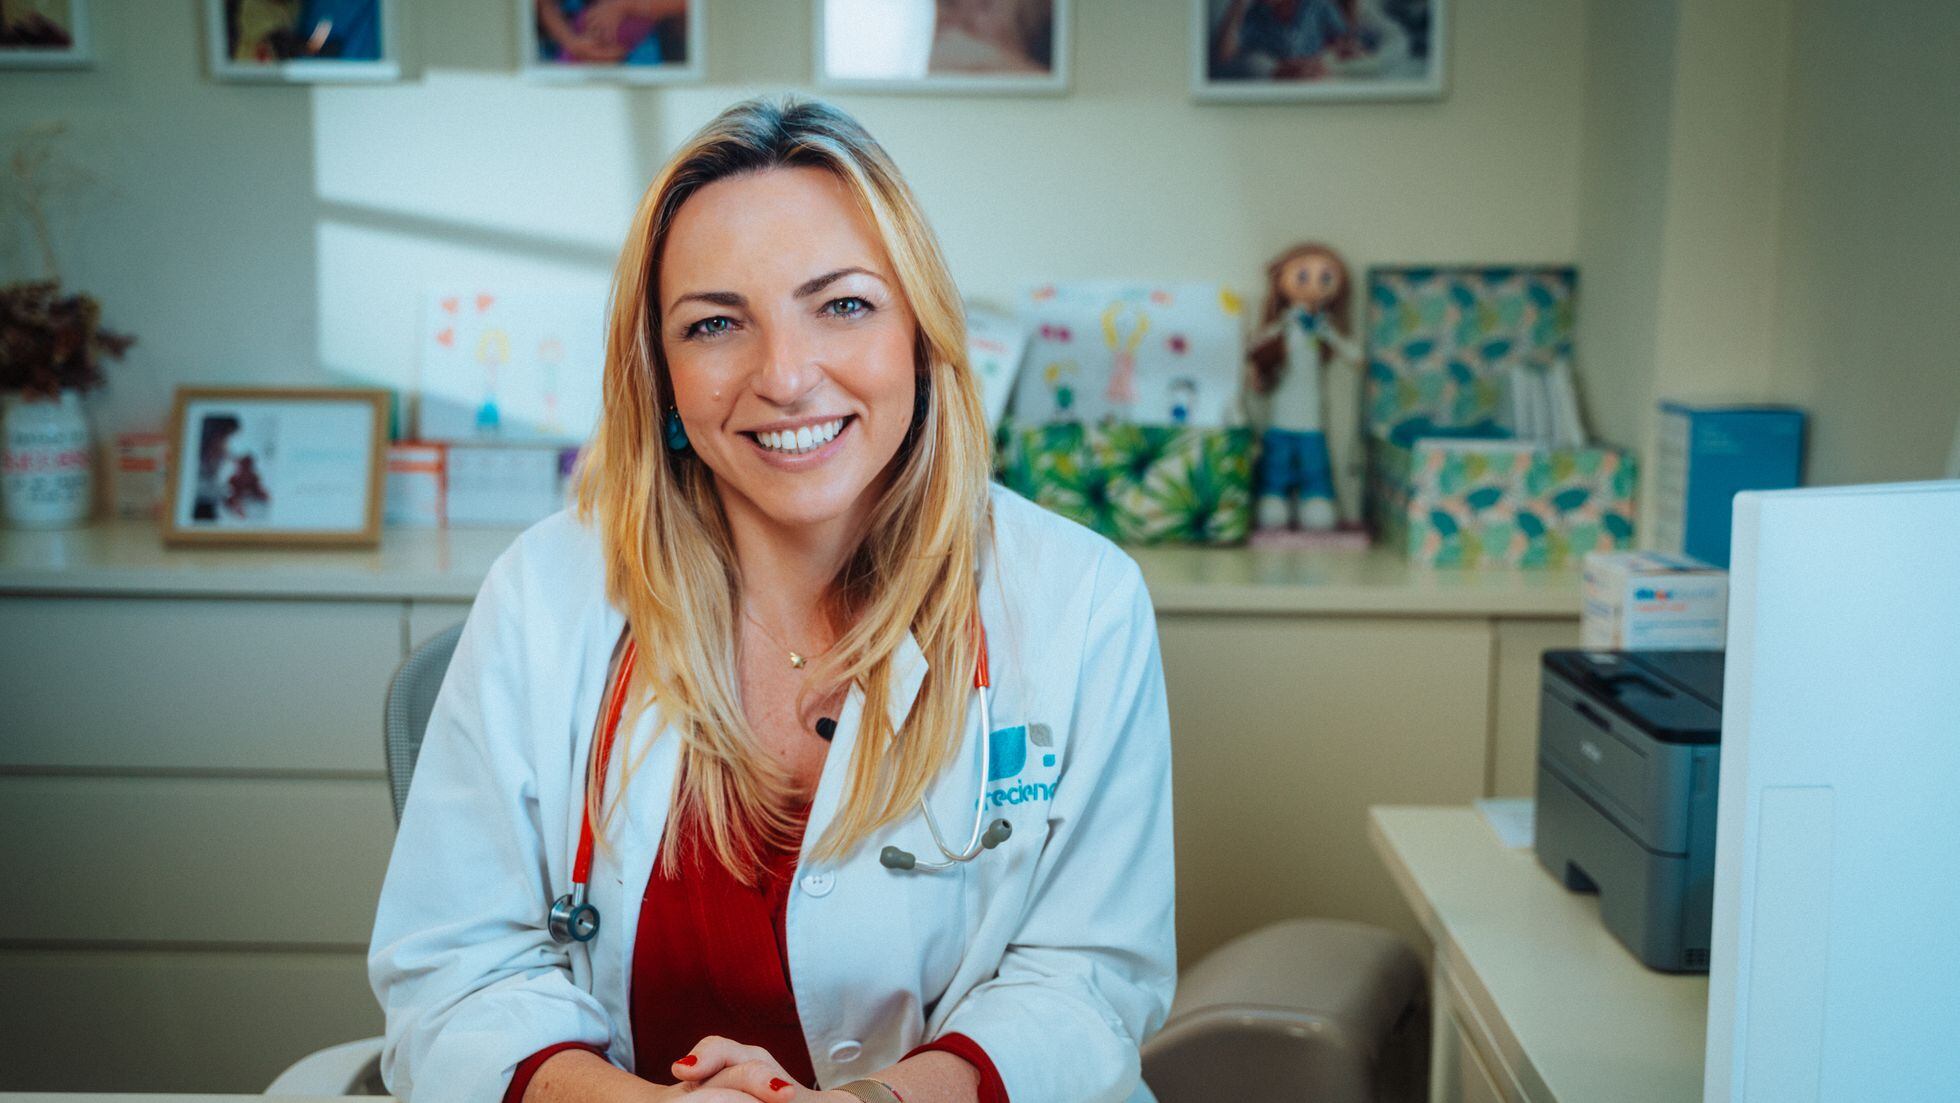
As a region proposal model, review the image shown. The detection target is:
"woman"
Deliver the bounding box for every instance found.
[368,97,1175,1103]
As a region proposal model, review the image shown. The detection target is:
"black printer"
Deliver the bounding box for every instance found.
[1533,650,1723,973]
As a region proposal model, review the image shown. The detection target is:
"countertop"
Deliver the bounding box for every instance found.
[0,520,1581,617]
[1368,805,1709,1102]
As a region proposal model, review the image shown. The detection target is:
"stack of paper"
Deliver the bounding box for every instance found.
[1500,360,1588,448]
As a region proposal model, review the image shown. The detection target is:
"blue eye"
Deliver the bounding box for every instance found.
[684,316,734,341]
[825,297,873,318]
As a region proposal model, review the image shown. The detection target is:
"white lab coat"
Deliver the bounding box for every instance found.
[368,484,1176,1103]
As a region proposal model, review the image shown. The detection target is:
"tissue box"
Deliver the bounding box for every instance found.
[998,421,1253,544]
[1582,551,1729,650]
[1370,435,1637,567]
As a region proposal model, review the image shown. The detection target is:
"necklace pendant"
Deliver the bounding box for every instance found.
[789,651,805,669]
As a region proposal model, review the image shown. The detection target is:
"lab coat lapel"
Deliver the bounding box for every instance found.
[801,629,929,860]
[886,628,931,738]
[786,630,929,1085]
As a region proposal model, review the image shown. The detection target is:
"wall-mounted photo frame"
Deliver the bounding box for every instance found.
[816,0,1068,96]
[205,0,401,83]
[0,0,92,68]
[519,0,702,83]
[1193,0,1445,103]
[164,387,390,547]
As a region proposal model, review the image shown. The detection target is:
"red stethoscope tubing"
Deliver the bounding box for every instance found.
[571,636,639,889]
[567,619,988,893]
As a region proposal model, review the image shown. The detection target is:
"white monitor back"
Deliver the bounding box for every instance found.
[1705,481,1960,1101]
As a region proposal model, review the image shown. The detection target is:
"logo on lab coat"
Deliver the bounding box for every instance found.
[985,723,1059,808]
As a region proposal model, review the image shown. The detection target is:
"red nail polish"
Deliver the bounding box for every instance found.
[675,1055,698,1067]
[769,1078,790,1091]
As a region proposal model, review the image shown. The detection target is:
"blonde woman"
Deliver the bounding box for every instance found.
[368,97,1175,1103]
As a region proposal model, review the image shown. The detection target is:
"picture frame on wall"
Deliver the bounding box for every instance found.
[205,0,402,82]
[163,387,390,547]
[0,0,92,68]
[1193,0,1445,102]
[519,0,702,83]
[816,0,1068,95]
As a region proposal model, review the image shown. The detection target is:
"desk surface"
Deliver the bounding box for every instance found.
[1368,806,1709,1103]
[0,519,1580,616]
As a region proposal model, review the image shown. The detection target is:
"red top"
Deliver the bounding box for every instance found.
[504,805,1009,1102]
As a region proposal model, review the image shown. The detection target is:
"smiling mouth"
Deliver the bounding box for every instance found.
[741,416,853,456]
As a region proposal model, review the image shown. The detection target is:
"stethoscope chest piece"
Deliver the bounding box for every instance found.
[549,884,600,944]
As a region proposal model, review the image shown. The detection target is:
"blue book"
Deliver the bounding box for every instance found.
[1653,402,1807,567]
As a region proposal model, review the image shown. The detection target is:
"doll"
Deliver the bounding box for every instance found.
[1246,242,1360,532]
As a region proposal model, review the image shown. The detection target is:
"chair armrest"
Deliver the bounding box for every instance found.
[266,1035,386,1095]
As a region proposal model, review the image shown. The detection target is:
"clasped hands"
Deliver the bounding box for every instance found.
[647,1035,856,1102]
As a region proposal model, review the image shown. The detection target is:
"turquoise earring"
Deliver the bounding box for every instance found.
[664,407,689,452]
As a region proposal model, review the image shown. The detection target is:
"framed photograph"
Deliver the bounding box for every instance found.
[0,0,91,67]
[163,387,390,547]
[205,0,401,82]
[1193,0,1445,103]
[816,0,1068,95]
[519,0,702,83]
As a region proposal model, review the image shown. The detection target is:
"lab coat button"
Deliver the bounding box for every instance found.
[800,870,834,897]
[828,1040,862,1063]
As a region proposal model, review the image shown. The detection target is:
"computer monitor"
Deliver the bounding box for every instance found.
[1704,481,1960,1100]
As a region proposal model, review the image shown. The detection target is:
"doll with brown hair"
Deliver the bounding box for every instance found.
[1246,241,1360,532]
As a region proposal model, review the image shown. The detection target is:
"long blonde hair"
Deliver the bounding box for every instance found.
[574,96,992,884]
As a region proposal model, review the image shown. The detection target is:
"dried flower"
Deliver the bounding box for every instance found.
[0,281,134,398]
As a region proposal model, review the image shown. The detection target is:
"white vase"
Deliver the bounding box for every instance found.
[2,389,95,528]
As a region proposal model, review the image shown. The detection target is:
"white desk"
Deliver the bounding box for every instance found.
[1368,806,1709,1103]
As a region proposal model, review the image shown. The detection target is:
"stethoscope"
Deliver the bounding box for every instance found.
[548,613,1013,945]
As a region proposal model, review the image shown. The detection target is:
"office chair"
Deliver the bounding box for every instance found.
[1140,918,1429,1103]
[264,623,464,1096]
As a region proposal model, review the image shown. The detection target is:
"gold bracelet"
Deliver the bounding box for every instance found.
[833,1078,904,1103]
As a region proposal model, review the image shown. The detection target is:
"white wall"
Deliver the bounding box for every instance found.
[0,0,1590,444]
[1574,0,1678,458]
[1575,0,1960,497]
[1768,0,1960,486]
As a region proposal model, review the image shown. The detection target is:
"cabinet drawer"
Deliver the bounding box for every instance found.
[0,596,404,772]
[0,775,396,945]
[0,947,379,1093]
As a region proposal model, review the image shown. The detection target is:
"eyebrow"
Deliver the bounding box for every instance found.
[666,267,884,314]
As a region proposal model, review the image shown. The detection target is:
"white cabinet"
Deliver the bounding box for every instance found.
[0,594,406,1092]
[0,597,404,772]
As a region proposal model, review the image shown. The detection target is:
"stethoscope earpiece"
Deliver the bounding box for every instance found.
[982,818,1013,849]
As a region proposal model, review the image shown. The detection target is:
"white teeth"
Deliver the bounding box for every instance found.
[754,418,844,455]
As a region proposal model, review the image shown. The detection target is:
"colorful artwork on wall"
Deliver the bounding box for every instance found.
[417,290,605,446]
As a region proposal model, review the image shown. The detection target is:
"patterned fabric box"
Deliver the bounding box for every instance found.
[1369,436,1638,568]
[998,422,1254,545]
[1362,264,1635,566]
[1366,265,1577,442]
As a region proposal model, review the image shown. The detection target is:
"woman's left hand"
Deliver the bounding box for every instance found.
[670,1035,856,1101]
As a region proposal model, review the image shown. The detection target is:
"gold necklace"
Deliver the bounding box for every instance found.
[741,605,825,670]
